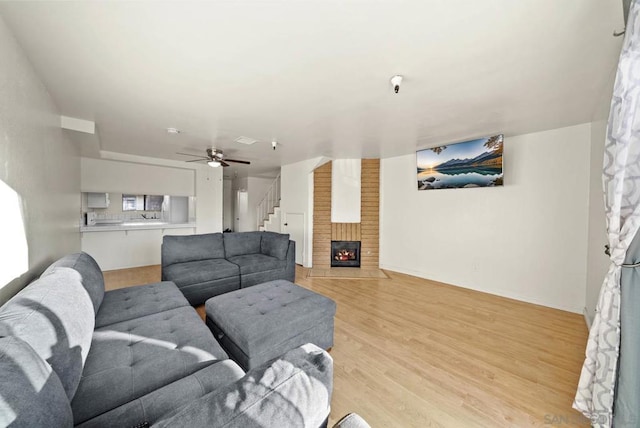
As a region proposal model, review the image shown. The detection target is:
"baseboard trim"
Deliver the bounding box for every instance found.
[379,263,583,314]
[583,307,593,330]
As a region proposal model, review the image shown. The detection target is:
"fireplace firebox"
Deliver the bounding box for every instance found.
[331,240,361,267]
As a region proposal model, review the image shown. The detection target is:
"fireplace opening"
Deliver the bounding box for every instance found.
[331,240,361,267]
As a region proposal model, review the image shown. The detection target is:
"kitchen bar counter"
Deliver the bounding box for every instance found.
[80,222,196,233]
[80,223,197,270]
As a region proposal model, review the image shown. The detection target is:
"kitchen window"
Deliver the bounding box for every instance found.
[122,194,144,211]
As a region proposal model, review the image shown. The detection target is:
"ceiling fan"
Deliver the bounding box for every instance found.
[177,148,251,168]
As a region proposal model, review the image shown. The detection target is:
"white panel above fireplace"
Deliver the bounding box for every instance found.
[331,159,361,223]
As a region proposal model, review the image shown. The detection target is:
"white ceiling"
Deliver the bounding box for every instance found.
[0,0,624,177]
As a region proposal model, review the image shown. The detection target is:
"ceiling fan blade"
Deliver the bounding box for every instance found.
[225,158,251,165]
[186,159,208,163]
[176,152,207,158]
[220,160,230,167]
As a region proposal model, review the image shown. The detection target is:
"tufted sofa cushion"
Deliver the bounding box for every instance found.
[206,280,336,369]
[0,268,95,400]
[75,360,245,428]
[206,280,336,352]
[162,233,225,266]
[226,254,286,276]
[261,231,290,260]
[41,252,105,315]
[153,344,333,428]
[223,231,262,258]
[0,336,74,428]
[163,259,239,287]
[95,281,189,328]
[71,307,228,424]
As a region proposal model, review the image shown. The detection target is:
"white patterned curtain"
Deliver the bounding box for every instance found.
[574,0,640,425]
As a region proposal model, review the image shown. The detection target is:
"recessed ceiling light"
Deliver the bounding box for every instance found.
[166,127,181,134]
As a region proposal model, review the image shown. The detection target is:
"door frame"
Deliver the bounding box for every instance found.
[283,211,305,266]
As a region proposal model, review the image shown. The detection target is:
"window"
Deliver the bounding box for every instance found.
[122,194,164,211]
[144,195,164,211]
[122,194,144,211]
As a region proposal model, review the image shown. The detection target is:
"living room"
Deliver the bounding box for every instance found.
[0,1,632,427]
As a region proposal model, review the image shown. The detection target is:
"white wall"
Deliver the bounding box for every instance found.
[223,178,233,231]
[280,157,329,267]
[380,124,592,313]
[0,16,80,304]
[81,157,195,195]
[331,159,361,223]
[194,164,223,234]
[585,119,611,324]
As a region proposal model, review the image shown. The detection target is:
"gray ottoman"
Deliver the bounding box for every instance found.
[205,279,336,370]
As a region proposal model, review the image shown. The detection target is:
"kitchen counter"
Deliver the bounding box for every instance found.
[80,222,196,232]
[80,222,196,270]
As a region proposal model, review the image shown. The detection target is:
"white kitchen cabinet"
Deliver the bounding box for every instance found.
[81,227,195,270]
[87,192,110,208]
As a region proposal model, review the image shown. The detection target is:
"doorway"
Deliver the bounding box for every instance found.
[234,190,249,232]
[283,212,304,265]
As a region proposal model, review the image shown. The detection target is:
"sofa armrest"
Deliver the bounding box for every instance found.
[285,240,296,280]
[152,343,332,428]
[160,243,167,280]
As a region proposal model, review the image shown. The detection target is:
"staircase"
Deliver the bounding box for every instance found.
[257,173,281,232]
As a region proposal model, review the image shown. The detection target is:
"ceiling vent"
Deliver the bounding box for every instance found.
[234,136,258,145]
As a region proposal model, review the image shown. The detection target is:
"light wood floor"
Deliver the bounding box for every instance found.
[103,265,589,427]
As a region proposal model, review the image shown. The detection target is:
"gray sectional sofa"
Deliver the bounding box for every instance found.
[0,252,332,428]
[162,231,296,305]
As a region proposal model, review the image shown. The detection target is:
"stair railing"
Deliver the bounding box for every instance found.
[256,172,281,229]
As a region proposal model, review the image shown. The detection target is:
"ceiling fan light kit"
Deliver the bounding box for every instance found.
[176,148,251,168]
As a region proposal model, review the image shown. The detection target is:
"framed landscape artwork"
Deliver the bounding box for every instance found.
[417,134,504,190]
